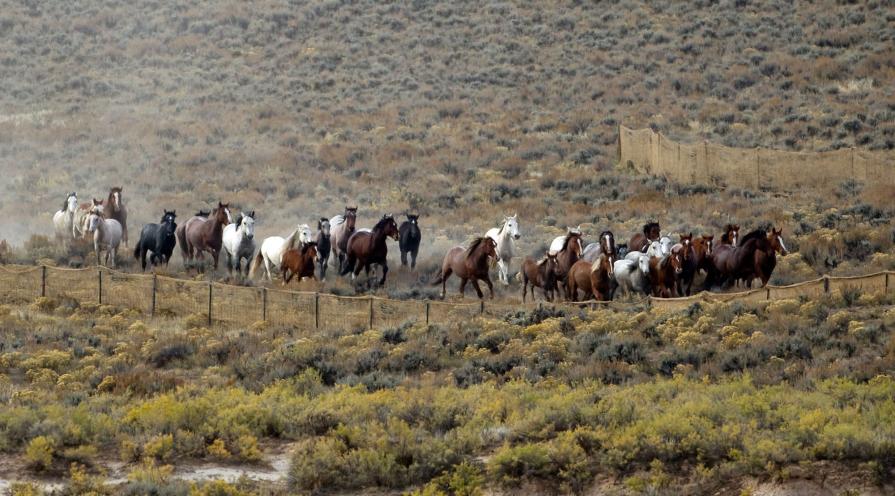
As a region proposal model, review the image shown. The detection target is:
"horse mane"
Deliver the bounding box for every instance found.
[642,222,659,235]
[300,241,317,255]
[561,232,580,251]
[372,216,393,232]
[738,229,768,247]
[466,237,489,260]
[234,213,244,228]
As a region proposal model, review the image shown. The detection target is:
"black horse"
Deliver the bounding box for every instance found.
[398,214,421,269]
[134,210,178,271]
[316,218,332,281]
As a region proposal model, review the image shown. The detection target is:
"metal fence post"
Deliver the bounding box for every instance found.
[262,288,268,321]
[97,268,103,305]
[151,274,157,317]
[314,292,320,329]
[41,265,47,297]
[207,282,213,326]
[369,296,374,330]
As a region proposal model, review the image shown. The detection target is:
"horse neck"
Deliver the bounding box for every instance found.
[204,215,225,239]
[370,225,388,247]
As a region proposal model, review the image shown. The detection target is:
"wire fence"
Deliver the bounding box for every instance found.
[618,125,895,190]
[1,264,892,330]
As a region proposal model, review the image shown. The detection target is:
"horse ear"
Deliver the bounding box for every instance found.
[250,210,255,218]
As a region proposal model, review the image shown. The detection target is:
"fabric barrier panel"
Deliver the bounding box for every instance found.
[317,294,370,333]
[427,300,481,326]
[373,298,424,329]
[212,283,263,329]
[264,289,316,331]
[155,276,208,319]
[827,273,888,297]
[0,265,41,301]
[767,278,826,300]
[101,269,153,313]
[46,267,98,304]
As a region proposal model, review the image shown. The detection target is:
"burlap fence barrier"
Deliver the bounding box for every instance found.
[2,266,892,330]
[618,125,895,190]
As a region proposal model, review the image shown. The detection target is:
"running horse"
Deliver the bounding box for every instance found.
[53,192,79,250]
[341,214,400,287]
[720,224,740,246]
[485,214,521,285]
[649,248,684,298]
[222,211,256,276]
[329,206,357,273]
[281,241,319,285]
[104,187,128,247]
[629,222,660,253]
[315,218,331,281]
[134,210,178,271]
[433,237,498,300]
[738,228,788,288]
[566,231,616,301]
[176,202,232,271]
[520,254,559,303]
[705,229,770,290]
[549,230,584,299]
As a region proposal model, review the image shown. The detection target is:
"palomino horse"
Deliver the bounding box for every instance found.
[73,199,103,239]
[399,214,422,269]
[485,214,521,285]
[250,223,312,281]
[520,254,559,303]
[315,219,331,281]
[329,206,357,273]
[84,211,123,267]
[53,192,79,249]
[341,215,400,287]
[176,202,232,271]
[281,241,318,285]
[739,228,788,288]
[222,211,256,276]
[721,224,740,246]
[550,230,584,298]
[705,229,770,290]
[567,254,615,302]
[629,222,660,253]
[614,253,651,296]
[433,237,498,300]
[104,187,128,247]
[649,249,684,298]
[134,210,177,271]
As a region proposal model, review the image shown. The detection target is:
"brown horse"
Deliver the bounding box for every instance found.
[675,233,698,296]
[281,242,318,285]
[433,237,498,300]
[629,222,660,253]
[720,224,740,246]
[176,202,231,271]
[739,228,788,288]
[649,249,684,298]
[104,187,128,247]
[567,253,614,302]
[553,231,584,299]
[693,235,714,272]
[705,230,769,290]
[520,254,559,303]
[330,206,358,273]
[340,215,399,287]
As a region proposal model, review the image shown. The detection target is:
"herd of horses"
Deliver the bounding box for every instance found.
[50,191,789,302]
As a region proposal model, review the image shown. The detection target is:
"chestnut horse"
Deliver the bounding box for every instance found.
[649,249,684,298]
[341,214,399,287]
[282,241,318,285]
[552,231,584,299]
[693,235,714,273]
[433,237,498,300]
[520,254,559,303]
[104,187,128,247]
[739,228,788,288]
[567,253,614,302]
[629,222,660,253]
[176,202,231,271]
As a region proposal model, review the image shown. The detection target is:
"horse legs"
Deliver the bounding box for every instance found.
[378,262,388,287]
[458,278,469,298]
[497,259,509,285]
[262,255,273,282]
[522,277,528,303]
[212,250,220,271]
[440,269,452,299]
[470,279,484,299]
[410,248,418,270]
[400,249,408,267]
[483,276,494,299]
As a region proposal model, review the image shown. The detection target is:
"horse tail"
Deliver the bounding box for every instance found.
[430,269,444,286]
[340,251,356,276]
[515,271,524,283]
[133,242,141,260]
[175,223,188,259]
[248,251,264,279]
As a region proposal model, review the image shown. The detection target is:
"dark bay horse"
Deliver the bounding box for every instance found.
[104,187,128,247]
[399,214,421,269]
[282,242,318,285]
[520,254,559,303]
[705,230,769,290]
[134,210,177,271]
[675,233,698,296]
[176,202,231,271]
[330,206,357,273]
[433,237,498,300]
[340,214,399,287]
[629,222,660,253]
[739,228,788,288]
[316,219,331,281]
[720,224,740,246]
[552,231,584,299]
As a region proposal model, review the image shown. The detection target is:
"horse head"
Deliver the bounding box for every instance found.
[659,236,674,257]
[600,231,616,274]
[85,211,102,234]
[240,212,255,240]
[644,221,661,241]
[64,193,78,214]
[318,218,331,237]
[636,254,650,276]
[770,228,788,256]
[700,234,714,256]
[215,202,232,224]
[297,224,313,243]
[109,187,123,211]
[670,246,685,275]
[565,231,583,257]
[723,224,740,246]
[505,214,521,240]
[380,214,399,241]
[301,240,318,260]
[679,233,693,261]
[406,213,419,225]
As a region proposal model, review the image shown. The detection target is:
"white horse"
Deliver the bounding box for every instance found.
[625,236,673,261]
[485,214,521,285]
[53,192,79,248]
[249,224,312,281]
[614,253,651,296]
[548,226,582,255]
[222,211,256,276]
[84,211,122,267]
[73,199,103,239]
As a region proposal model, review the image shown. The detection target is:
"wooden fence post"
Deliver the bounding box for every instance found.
[41,265,47,297]
[207,282,213,327]
[425,300,430,325]
[314,292,320,329]
[97,268,103,305]
[480,300,485,315]
[151,274,157,317]
[262,287,268,321]
[885,272,890,293]
[368,296,374,330]
[823,276,830,293]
